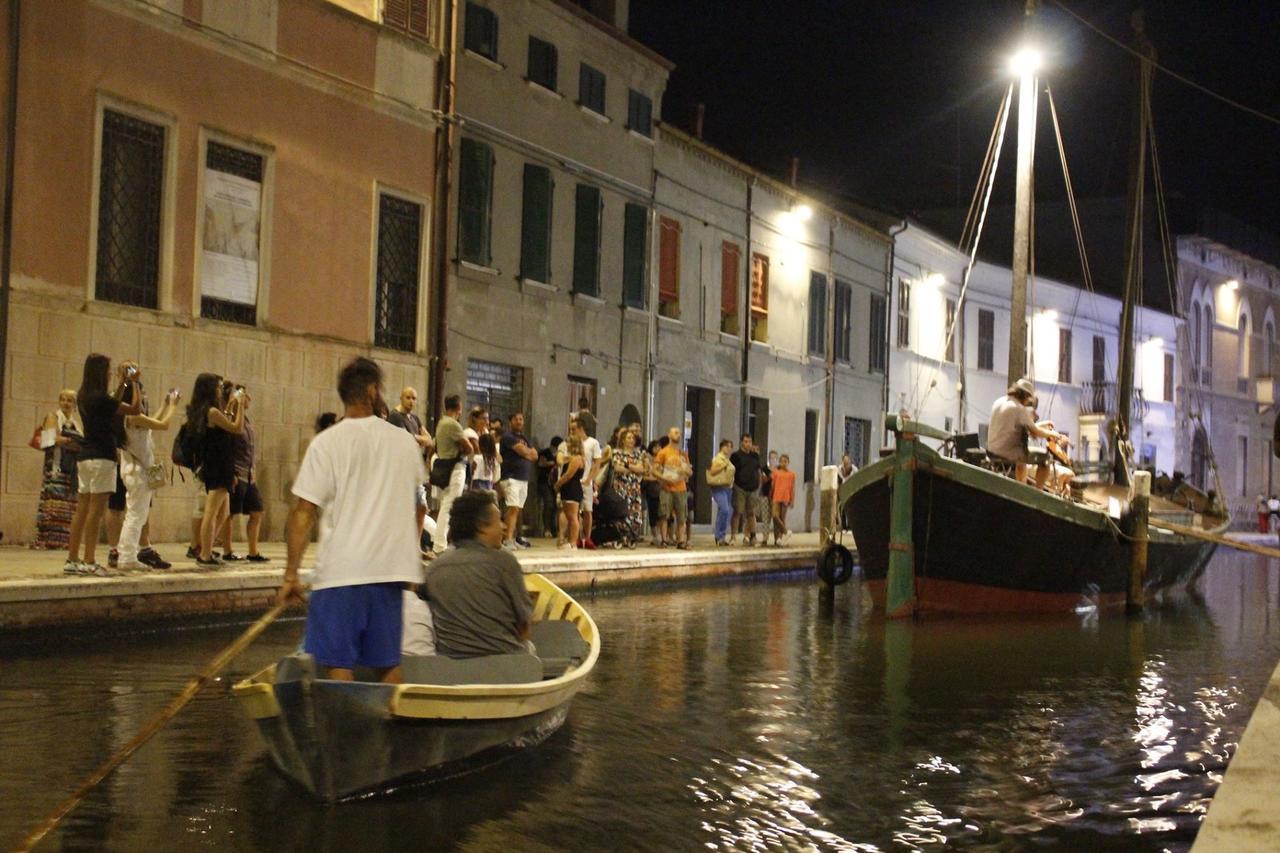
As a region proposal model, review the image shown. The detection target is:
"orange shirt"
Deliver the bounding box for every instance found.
[654,444,690,493]
[770,468,796,505]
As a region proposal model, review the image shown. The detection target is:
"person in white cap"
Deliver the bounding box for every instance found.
[987,377,1064,488]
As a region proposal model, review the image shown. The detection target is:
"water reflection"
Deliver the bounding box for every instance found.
[0,551,1275,850]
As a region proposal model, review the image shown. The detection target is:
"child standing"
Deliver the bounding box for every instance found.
[769,454,796,546]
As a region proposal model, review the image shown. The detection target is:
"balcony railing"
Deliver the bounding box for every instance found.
[1080,380,1149,419]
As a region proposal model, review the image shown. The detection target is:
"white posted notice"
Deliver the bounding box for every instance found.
[201,169,261,305]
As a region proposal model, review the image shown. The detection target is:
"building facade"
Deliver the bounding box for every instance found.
[440,0,669,455]
[651,127,891,525]
[0,0,441,543]
[1178,235,1279,522]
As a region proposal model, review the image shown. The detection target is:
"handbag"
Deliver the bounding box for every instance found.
[145,462,168,489]
[429,456,459,489]
[28,425,42,450]
[706,457,734,488]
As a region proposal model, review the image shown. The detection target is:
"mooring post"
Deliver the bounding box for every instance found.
[1126,470,1151,613]
[819,464,839,546]
[886,433,917,618]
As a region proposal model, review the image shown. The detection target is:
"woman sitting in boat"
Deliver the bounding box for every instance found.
[419,489,535,658]
[986,378,1066,490]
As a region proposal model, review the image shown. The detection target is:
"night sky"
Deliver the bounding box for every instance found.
[630,1,1280,250]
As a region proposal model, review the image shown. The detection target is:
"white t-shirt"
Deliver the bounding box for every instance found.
[581,436,601,484]
[292,415,428,590]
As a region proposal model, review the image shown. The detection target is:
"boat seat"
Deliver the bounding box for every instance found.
[275,653,317,684]
[400,653,542,686]
[531,619,590,679]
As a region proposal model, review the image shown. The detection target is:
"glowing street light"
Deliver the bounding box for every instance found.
[791,203,813,222]
[1009,46,1043,77]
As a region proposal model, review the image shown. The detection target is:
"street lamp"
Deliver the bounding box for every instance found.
[791,203,813,222]
[1009,46,1043,78]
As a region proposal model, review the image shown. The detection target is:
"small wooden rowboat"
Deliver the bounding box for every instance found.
[232,573,599,802]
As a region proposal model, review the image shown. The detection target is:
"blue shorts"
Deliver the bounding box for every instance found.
[303,583,403,670]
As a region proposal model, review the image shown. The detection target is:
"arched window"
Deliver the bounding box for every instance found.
[1265,319,1275,376]
[1237,313,1249,378]
[1204,305,1214,371]
[1191,304,1201,367]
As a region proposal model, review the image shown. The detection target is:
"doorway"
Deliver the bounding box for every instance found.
[685,385,716,523]
[748,395,770,456]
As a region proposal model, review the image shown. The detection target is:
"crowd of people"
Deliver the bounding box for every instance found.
[32,353,269,576]
[33,352,823,579]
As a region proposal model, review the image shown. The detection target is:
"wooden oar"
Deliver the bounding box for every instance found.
[1154,520,1280,560]
[16,602,288,853]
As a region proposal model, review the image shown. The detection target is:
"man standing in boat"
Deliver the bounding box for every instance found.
[987,378,1065,489]
[276,357,427,684]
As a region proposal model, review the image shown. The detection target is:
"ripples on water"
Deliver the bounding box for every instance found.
[0,550,1277,851]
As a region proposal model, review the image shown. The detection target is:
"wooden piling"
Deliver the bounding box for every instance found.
[1126,471,1151,613]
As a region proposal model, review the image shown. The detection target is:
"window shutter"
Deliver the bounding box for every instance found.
[808,272,827,357]
[623,203,648,308]
[750,253,769,315]
[720,241,739,316]
[408,0,431,36]
[572,184,601,295]
[658,216,681,303]
[385,0,409,28]
[458,138,494,266]
[385,0,431,37]
[520,164,552,282]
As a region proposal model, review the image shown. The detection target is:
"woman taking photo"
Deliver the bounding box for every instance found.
[555,434,585,551]
[65,355,142,575]
[33,390,83,550]
[188,373,244,567]
[117,362,179,570]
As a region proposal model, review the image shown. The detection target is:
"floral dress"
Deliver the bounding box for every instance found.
[32,412,82,549]
[613,447,645,541]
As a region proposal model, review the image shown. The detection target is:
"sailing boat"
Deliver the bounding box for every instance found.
[836,13,1228,616]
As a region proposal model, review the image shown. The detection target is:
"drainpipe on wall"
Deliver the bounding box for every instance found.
[824,217,836,466]
[884,221,908,432]
[740,178,754,435]
[429,0,459,424]
[0,0,20,472]
[644,162,658,434]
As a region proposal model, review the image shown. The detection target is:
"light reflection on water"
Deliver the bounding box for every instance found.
[0,549,1275,851]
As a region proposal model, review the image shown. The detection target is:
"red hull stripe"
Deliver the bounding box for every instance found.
[866,579,1128,615]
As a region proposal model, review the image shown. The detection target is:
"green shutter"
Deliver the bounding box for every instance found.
[520,164,552,283]
[622,203,648,308]
[808,272,827,357]
[458,138,494,266]
[572,184,601,296]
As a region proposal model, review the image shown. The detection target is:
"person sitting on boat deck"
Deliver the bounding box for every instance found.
[987,378,1065,489]
[1028,396,1074,498]
[419,489,534,658]
[276,357,428,684]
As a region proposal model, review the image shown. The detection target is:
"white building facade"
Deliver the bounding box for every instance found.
[887,223,1180,481]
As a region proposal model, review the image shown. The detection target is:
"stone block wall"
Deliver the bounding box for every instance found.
[2,290,428,546]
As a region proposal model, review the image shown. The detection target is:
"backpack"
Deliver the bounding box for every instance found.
[172,422,202,473]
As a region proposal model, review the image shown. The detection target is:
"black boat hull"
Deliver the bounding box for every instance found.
[844,446,1219,615]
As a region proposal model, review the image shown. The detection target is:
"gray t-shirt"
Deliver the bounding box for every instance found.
[435,414,464,460]
[987,395,1035,462]
[423,541,533,658]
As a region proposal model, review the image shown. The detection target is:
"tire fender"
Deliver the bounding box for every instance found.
[817,543,854,586]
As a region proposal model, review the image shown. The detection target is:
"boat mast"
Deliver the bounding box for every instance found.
[1007,0,1039,385]
[1113,11,1154,487]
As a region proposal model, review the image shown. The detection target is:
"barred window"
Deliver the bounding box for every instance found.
[375,193,423,352]
[201,141,264,326]
[96,109,165,309]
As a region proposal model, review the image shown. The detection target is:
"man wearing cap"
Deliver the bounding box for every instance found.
[987,378,1064,488]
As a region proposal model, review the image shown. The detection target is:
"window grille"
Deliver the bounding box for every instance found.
[374,194,423,352]
[466,359,526,422]
[96,110,165,309]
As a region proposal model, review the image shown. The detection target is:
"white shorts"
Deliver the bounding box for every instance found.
[77,458,117,494]
[581,481,595,510]
[501,479,528,508]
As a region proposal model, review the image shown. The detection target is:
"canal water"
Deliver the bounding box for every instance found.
[2,549,1277,851]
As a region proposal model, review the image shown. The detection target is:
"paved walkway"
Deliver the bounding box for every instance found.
[0,532,827,632]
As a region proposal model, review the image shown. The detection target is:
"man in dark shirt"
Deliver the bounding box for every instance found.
[421,490,533,658]
[387,386,433,456]
[498,412,538,550]
[728,434,762,545]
